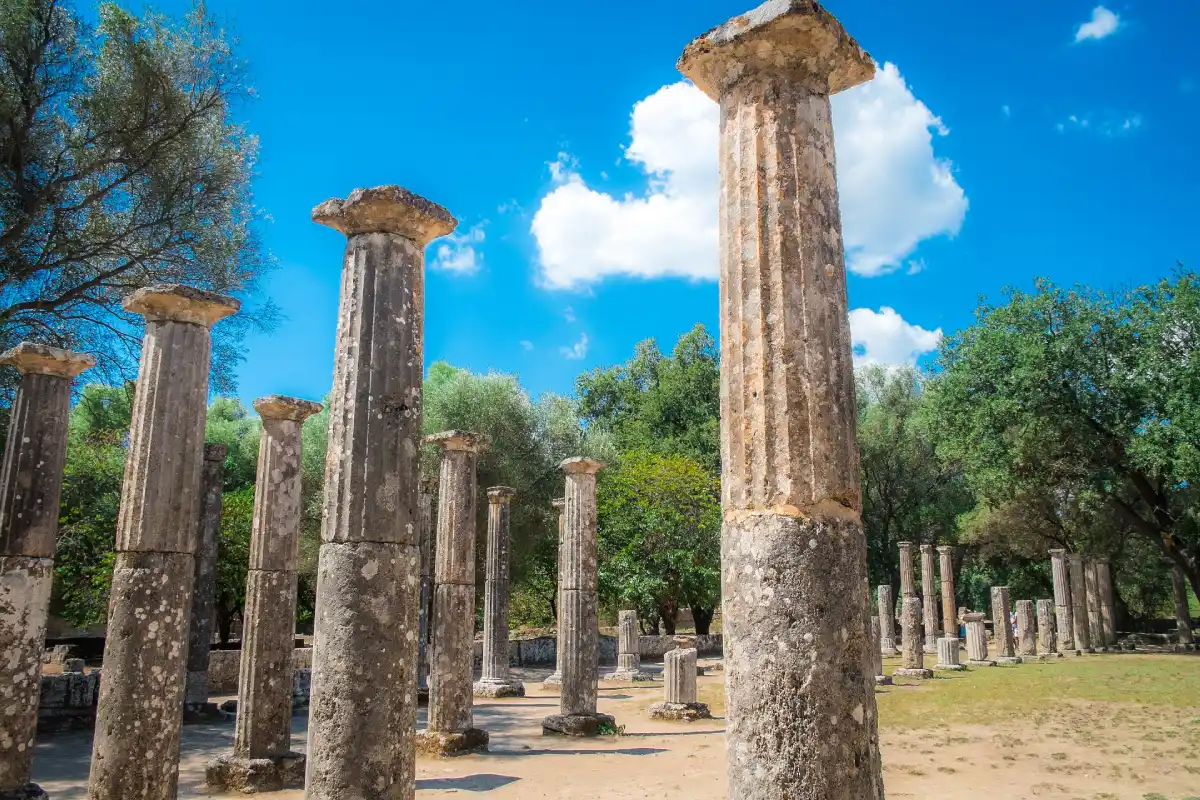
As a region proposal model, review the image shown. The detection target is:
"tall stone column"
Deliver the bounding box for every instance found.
[207,396,321,792]
[1068,554,1092,654]
[1085,559,1106,653]
[898,542,916,600]
[1036,599,1061,657]
[1049,549,1074,651]
[1171,566,1195,650]
[964,613,994,666]
[88,285,238,799]
[649,648,711,721]
[605,610,653,681]
[305,186,456,799]
[418,431,490,756]
[184,443,226,722]
[0,343,93,800]
[543,498,567,688]
[936,546,957,641]
[895,596,932,679]
[1096,558,1116,647]
[877,585,898,655]
[543,457,614,737]
[869,617,890,685]
[920,544,939,653]
[990,586,1021,664]
[474,486,525,698]
[678,7,881,795]
[417,478,436,701]
[1015,600,1037,657]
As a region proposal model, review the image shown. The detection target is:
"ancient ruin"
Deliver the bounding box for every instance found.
[87,285,239,799]
[1085,558,1106,653]
[420,430,491,755]
[1096,558,1116,647]
[964,612,995,666]
[475,486,525,698]
[1049,548,1075,652]
[878,585,899,655]
[605,610,654,681]
[184,443,227,722]
[937,546,957,641]
[1036,598,1061,657]
[418,478,436,702]
[206,395,321,792]
[649,648,711,721]
[935,637,964,671]
[920,544,939,653]
[1015,599,1037,658]
[542,497,567,688]
[870,616,891,685]
[898,541,916,599]
[990,586,1022,665]
[1172,566,1195,650]
[1068,553,1093,654]
[306,186,456,798]
[0,343,93,800]
[896,595,933,679]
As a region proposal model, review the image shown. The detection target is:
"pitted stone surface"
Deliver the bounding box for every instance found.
[417,481,436,695]
[185,443,226,710]
[877,585,898,654]
[920,544,939,653]
[0,783,49,799]
[544,498,567,688]
[1096,559,1115,647]
[205,752,305,793]
[965,613,993,665]
[1049,549,1074,651]
[477,487,522,698]
[1036,598,1060,656]
[1069,554,1093,653]
[604,610,653,681]
[0,342,94,379]
[990,586,1018,661]
[898,542,915,599]
[937,546,957,640]
[1016,600,1037,657]
[429,583,478,733]
[414,728,489,758]
[1173,566,1195,648]
[900,595,925,672]
[0,557,53,793]
[648,701,712,721]
[1085,559,1106,652]
[663,648,699,704]
[233,570,299,758]
[312,185,457,244]
[541,713,617,737]
[123,284,239,326]
[935,636,963,671]
[869,616,889,685]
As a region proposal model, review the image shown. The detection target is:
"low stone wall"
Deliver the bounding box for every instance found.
[38,670,101,733]
[469,633,724,667]
[207,647,312,694]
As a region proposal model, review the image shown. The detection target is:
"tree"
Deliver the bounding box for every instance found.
[0,0,274,396]
[929,272,1200,600]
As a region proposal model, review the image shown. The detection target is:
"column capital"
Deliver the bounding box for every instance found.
[898,541,914,552]
[551,497,566,511]
[1048,548,1067,557]
[560,456,605,475]
[677,0,875,101]
[313,185,457,246]
[0,342,95,378]
[487,486,516,503]
[424,430,491,453]
[253,394,324,422]
[936,545,954,555]
[203,442,228,463]
[123,284,240,327]
[963,612,985,623]
[920,543,934,553]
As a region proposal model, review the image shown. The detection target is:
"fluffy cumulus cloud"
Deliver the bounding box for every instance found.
[530,62,966,289]
[1075,6,1121,42]
[848,307,942,366]
[429,223,486,275]
[560,332,589,360]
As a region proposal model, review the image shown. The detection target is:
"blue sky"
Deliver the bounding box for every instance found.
[146,0,1198,407]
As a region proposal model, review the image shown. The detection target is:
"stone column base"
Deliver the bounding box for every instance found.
[996,656,1023,665]
[967,659,997,667]
[415,728,489,757]
[205,752,306,792]
[473,678,526,698]
[542,712,617,737]
[0,783,50,800]
[1036,652,1065,659]
[934,663,965,671]
[893,668,934,679]
[601,668,656,682]
[541,672,563,688]
[648,701,711,721]
[873,675,892,686]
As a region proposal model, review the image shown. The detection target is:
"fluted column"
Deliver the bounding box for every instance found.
[1036,599,1060,657]
[417,478,436,699]
[649,647,711,721]
[1049,549,1074,651]
[418,431,490,756]
[206,396,321,792]
[543,498,567,687]
[605,609,653,681]
[898,542,916,599]
[920,544,939,653]
[1172,566,1195,650]
[184,443,226,721]
[0,344,93,800]
[1015,600,1036,657]
[877,585,898,655]
[937,546,957,641]
[475,486,524,698]
[964,613,993,666]
[1068,554,1093,654]
[869,617,889,685]
[1085,559,1106,653]
[543,457,614,736]
[895,595,932,679]
[305,186,456,799]
[1096,559,1115,647]
[990,586,1021,664]
[89,285,238,799]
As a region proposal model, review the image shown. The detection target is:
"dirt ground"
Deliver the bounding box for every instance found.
[33,654,1200,799]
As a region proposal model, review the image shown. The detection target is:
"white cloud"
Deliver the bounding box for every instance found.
[430,223,486,275]
[520,340,534,351]
[1002,105,1011,117]
[1057,111,1142,136]
[560,332,589,360]
[563,306,577,323]
[530,63,966,289]
[1075,6,1120,42]
[848,307,942,366]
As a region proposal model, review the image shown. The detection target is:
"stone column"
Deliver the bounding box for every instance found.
[605,610,653,681]
[1068,554,1093,654]
[1049,549,1074,652]
[542,498,567,688]
[877,585,898,655]
[934,637,963,671]
[418,431,490,756]
[1036,599,1060,657]
[895,596,932,678]
[649,648,711,721]
[990,586,1021,664]
[964,613,994,666]
[206,396,321,792]
[184,443,226,722]
[474,486,525,698]
[1096,558,1116,647]
[88,285,238,799]
[0,343,93,800]
[1085,559,1106,653]
[305,186,456,799]
[417,478,436,701]
[869,616,890,685]
[678,8,881,795]
[1171,566,1195,650]
[543,457,615,737]
[937,547,957,640]
[1015,600,1037,657]
[920,544,939,654]
[898,541,916,600]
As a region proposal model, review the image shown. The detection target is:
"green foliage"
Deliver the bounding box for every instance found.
[214,485,252,641]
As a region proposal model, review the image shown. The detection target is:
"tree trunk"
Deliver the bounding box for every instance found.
[691,606,714,635]
[658,598,679,635]
[216,605,233,645]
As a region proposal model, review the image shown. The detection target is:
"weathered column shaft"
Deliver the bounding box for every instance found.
[1036,599,1058,655]
[1096,559,1116,647]
[558,459,602,718]
[965,613,989,662]
[1068,554,1092,652]
[1085,559,1105,650]
[898,542,916,599]
[476,487,523,698]
[89,286,238,800]
[617,610,640,671]
[1049,549,1074,651]
[306,187,455,799]
[1172,566,1195,647]
[900,596,924,670]
[1015,600,1036,657]
[920,544,938,652]
[877,585,897,654]
[937,546,957,639]
[990,586,1017,660]
[664,648,699,704]
[0,344,93,796]
[417,481,436,694]
[869,616,884,679]
[185,443,226,711]
[935,637,960,668]
[545,498,566,685]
